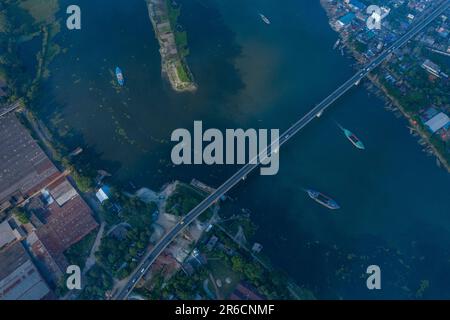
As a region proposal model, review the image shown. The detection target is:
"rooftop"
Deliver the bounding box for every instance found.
[0,242,52,300]
[0,113,60,209]
[0,219,19,249]
[36,179,98,269]
[229,282,264,301]
[425,112,450,133]
[337,12,356,26]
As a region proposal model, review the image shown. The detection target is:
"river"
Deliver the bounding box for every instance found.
[34,0,450,299]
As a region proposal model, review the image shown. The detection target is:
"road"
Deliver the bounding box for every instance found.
[115,0,450,300]
[0,100,23,117]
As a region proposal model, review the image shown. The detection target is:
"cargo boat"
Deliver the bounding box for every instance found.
[337,123,365,150]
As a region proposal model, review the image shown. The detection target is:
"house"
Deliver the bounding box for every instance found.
[421,59,441,77]
[206,235,218,251]
[96,185,111,203]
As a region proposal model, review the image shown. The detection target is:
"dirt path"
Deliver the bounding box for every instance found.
[83,222,105,275]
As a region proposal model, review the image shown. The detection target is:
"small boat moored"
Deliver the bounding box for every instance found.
[115,67,125,86]
[306,189,340,210]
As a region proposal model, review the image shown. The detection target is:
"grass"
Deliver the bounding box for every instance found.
[207,259,241,298]
[64,228,98,269]
[166,0,180,29]
[166,183,209,216]
[176,62,190,83]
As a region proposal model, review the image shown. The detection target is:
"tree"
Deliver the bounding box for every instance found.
[231,256,245,273]
[244,262,264,283]
[11,207,29,224]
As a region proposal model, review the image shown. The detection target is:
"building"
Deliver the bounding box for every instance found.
[0,219,21,250]
[95,185,111,204]
[229,282,265,300]
[0,113,61,213]
[425,112,450,134]
[336,12,356,29]
[26,231,64,283]
[345,0,366,11]
[35,178,98,270]
[206,235,218,251]
[47,178,78,206]
[0,242,53,300]
[422,59,441,77]
[251,242,263,253]
[0,112,99,288]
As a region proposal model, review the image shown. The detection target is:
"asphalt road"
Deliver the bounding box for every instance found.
[115,0,449,300]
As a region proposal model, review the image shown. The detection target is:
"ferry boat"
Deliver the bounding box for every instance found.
[337,123,365,150]
[115,67,124,86]
[306,189,340,210]
[259,13,271,25]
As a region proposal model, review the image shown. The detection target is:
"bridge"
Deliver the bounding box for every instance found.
[115,0,450,299]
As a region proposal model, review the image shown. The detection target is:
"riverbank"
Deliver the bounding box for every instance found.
[146,0,197,92]
[320,0,450,173]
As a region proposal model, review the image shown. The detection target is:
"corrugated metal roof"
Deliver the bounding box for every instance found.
[0,242,51,300]
[0,220,16,249]
[425,112,450,133]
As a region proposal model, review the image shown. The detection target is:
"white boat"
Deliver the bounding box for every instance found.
[259,13,271,25]
[333,39,341,50]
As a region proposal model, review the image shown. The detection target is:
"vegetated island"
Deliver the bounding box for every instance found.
[146,0,197,92]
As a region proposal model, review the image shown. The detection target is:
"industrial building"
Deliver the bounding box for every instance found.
[0,242,53,300]
[0,113,61,213]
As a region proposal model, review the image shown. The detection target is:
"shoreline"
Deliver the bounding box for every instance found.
[319,0,450,173]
